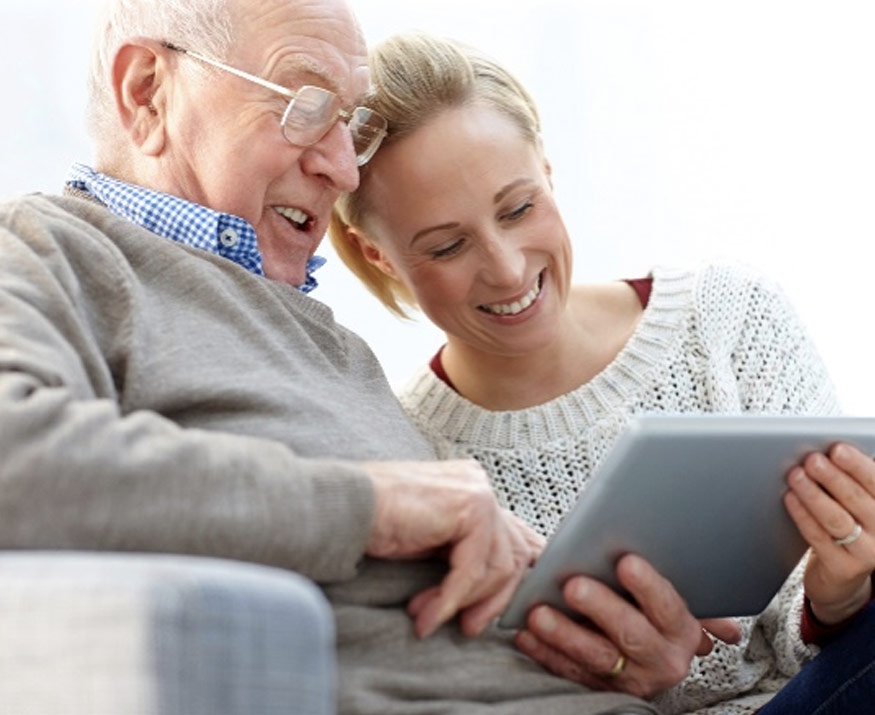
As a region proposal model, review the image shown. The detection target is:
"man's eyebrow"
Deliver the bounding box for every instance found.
[275,56,342,96]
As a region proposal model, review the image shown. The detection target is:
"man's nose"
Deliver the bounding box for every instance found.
[299,120,360,192]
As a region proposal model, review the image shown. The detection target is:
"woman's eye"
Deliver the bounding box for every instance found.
[431,239,465,259]
[504,200,533,221]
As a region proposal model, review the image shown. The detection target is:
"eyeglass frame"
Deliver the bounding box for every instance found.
[160,41,387,166]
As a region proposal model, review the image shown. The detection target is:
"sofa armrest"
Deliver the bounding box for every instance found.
[0,551,336,715]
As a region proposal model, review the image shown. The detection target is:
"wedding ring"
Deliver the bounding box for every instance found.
[834,522,863,547]
[607,653,626,677]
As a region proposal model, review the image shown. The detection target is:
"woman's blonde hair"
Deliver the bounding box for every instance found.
[330,32,542,317]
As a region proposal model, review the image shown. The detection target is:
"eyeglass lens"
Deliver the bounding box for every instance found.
[281,86,386,165]
[349,108,387,165]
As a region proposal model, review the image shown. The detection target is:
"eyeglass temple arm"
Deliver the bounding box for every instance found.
[160,41,297,100]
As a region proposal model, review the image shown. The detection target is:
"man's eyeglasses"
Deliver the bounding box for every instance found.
[162,41,387,166]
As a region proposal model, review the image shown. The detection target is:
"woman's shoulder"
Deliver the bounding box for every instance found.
[650,262,809,360]
[691,263,797,328]
[647,262,790,313]
[568,263,780,301]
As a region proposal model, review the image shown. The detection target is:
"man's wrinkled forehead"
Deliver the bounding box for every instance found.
[334,1,370,100]
[236,0,370,99]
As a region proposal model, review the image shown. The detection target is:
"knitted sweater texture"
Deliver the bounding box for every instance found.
[398,264,841,715]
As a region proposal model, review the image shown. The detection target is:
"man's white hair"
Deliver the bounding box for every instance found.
[86,0,235,155]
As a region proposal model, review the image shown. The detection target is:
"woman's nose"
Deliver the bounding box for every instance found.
[479,236,525,287]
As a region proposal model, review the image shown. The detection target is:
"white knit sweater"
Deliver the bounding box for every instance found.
[398,264,840,715]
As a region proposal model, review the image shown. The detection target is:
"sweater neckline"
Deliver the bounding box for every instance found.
[400,266,697,448]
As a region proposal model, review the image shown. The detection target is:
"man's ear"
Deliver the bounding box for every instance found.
[112,42,167,156]
[346,227,399,280]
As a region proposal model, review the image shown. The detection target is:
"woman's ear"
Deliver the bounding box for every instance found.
[112,42,167,156]
[346,228,399,280]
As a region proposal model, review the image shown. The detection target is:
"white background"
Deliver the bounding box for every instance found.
[3,1,874,413]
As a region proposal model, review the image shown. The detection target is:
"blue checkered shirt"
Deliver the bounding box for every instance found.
[66,163,325,293]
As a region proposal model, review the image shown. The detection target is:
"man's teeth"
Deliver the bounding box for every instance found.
[481,279,541,316]
[275,206,309,228]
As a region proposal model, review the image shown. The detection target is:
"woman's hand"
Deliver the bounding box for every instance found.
[784,443,875,624]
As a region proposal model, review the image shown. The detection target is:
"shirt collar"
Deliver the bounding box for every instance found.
[65,163,325,293]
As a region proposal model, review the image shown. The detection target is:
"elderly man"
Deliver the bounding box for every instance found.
[0,1,741,713]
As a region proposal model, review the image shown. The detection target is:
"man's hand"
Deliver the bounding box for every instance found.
[513,554,742,698]
[363,459,544,638]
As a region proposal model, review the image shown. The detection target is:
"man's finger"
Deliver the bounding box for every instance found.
[615,555,696,641]
[699,617,743,646]
[414,520,507,637]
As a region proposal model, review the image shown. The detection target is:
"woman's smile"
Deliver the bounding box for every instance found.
[478,271,544,317]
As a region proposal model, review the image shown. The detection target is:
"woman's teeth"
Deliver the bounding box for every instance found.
[481,278,541,316]
[275,206,310,229]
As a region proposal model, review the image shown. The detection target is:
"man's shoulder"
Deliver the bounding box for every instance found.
[0,190,110,229]
[0,191,150,301]
[0,191,59,217]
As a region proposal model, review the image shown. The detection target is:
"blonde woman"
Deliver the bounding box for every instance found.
[331,31,875,715]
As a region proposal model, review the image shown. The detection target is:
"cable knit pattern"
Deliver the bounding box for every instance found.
[398,263,841,715]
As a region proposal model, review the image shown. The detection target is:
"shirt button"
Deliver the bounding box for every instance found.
[219,228,239,248]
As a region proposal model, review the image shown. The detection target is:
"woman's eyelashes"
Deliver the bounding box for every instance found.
[425,197,537,260]
[502,199,534,222]
[430,237,466,259]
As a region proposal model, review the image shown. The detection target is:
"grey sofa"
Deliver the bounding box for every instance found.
[0,551,336,715]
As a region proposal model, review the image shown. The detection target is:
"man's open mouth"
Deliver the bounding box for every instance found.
[274,205,315,232]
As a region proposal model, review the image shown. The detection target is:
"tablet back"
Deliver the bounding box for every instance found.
[500,414,875,629]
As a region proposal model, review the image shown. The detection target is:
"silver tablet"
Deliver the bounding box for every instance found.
[499,414,875,629]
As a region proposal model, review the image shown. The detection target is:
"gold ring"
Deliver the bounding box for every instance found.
[607,653,626,677]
